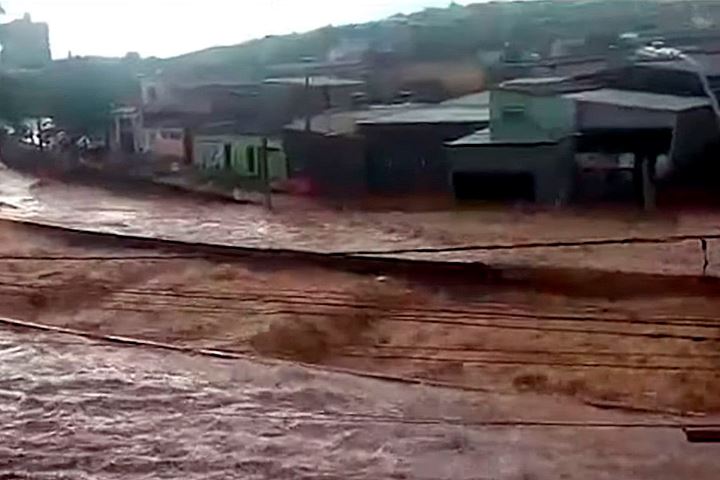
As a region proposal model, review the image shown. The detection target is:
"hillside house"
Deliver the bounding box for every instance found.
[283,91,490,198]
[283,104,419,197]
[357,103,490,195]
[194,130,287,184]
[447,78,578,204]
[446,58,720,206]
[110,72,366,165]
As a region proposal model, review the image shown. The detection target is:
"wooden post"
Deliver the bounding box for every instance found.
[260,137,273,211]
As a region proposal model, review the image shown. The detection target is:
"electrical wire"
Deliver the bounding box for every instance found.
[1,216,719,259]
[0,283,718,342]
[0,316,718,431]
[1,280,718,330]
[341,233,720,256]
[355,344,720,360]
[335,351,717,372]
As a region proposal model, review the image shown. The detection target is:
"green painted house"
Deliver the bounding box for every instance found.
[193,134,288,182]
[446,78,578,204]
[489,82,576,142]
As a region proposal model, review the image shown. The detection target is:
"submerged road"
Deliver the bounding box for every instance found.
[1,327,719,480]
[0,168,719,276]
[0,169,718,478]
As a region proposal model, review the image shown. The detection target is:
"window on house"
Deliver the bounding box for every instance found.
[502,104,525,119]
[246,145,257,174]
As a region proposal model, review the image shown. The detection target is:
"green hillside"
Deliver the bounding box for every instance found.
[156,0,720,81]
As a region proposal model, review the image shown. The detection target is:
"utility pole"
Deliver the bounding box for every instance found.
[304,72,311,132]
[301,56,316,132]
[260,137,272,211]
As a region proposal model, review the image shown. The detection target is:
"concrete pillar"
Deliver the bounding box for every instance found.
[642,155,657,211]
[633,154,657,211]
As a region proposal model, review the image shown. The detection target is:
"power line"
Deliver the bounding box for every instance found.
[347,344,720,360]
[2,216,720,261]
[144,410,720,430]
[1,284,717,342]
[1,280,718,330]
[336,351,718,372]
[342,233,720,256]
[13,298,717,342]
[1,315,719,430]
[260,308,718,342]
[0,254,206,261]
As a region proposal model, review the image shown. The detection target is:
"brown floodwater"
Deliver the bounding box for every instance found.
[1,327,719,480]
[0,168,719,276]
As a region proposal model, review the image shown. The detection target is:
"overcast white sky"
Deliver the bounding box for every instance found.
[2,0,472,58]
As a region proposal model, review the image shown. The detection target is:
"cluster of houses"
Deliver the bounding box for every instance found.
[110,49,720,208]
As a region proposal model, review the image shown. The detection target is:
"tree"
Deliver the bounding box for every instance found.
[0,72,44,128]
[0,60,140,135]
[41,61,140,134]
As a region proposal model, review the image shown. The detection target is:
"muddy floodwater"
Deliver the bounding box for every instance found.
[1,168,719,276]
[1,168,720,478]
[1,328,719,480]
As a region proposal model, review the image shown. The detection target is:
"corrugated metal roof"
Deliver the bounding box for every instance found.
[284,104,422,135]
[499,75,599,95]
[357,106,490,126]
[441,91,490,107]
[447,129,561,147]
[264,76,365,87]
[502,76,569,87]
[564,88,711,112]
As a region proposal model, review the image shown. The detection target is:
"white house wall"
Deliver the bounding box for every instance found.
[145,128,185,158]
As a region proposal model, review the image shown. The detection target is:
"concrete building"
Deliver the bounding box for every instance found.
[122,72,366,163]
[193,128,287,183]
[446,78,578,204]
[357,104,490,195]
[283,105,420,197]
[446,60,720,206]
[109,107,145,155]
[566,87,714,171]
[283,92,491,198]
[449,133,576,203]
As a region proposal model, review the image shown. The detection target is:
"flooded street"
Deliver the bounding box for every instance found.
[0,168,718,275]
[3,0,720,476]
[0,169,719,478]
[1,327,719,480]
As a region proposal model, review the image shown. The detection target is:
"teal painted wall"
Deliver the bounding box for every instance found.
[490,90,576,142]
[448,138,577,204]
[194,134,288,180]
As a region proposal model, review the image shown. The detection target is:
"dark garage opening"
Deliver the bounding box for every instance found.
[453,172,536,202]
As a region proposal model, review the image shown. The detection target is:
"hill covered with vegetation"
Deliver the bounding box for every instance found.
[3,0,720,134]
[156,0,720,81]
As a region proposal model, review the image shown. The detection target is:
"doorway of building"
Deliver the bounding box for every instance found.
[118,118,136,154]
[453,172,536,202]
